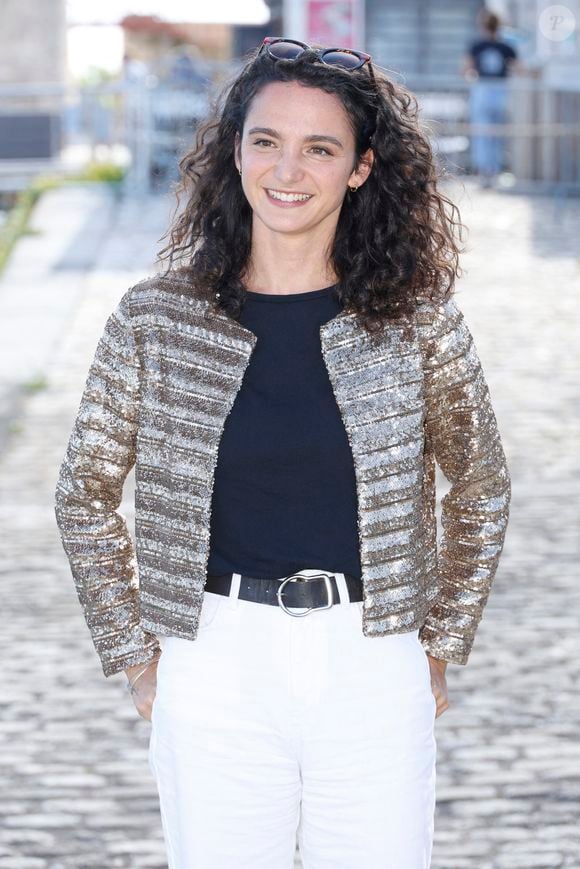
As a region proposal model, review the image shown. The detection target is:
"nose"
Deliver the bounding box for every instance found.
[273,150,306,185]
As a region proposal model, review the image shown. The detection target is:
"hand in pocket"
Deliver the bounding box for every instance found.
[125,658,160,721]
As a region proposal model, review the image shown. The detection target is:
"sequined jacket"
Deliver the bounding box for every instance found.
[55,272,511,677]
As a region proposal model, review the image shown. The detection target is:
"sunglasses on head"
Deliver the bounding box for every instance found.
[256,37,378,144]
[258,36,374,73]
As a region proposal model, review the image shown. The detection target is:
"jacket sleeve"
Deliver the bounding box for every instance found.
[416,296,512,665]
[54,292,162,678]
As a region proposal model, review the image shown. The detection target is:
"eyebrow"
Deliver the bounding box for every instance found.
[247,127,344,149]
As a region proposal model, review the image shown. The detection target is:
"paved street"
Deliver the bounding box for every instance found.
[0,180,578,868]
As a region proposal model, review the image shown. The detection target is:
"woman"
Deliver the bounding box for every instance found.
[461,9,521,188]
[55,36,512,869]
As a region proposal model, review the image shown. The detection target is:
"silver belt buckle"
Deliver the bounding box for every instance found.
[276,570,335,617]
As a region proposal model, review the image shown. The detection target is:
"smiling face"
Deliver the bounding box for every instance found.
[234,80,373,238]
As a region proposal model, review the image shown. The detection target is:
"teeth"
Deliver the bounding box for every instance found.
[267,189,312,202]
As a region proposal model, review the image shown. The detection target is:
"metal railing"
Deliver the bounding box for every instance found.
[406,74,580,192]
[0,74,579,196]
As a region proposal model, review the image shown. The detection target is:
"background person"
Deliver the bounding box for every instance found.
[461,9,521,187]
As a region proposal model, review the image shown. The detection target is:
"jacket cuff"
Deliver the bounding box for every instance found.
[418,622,471,665]
[97,626,162,678]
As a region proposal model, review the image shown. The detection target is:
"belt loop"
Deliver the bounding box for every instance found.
[334,572,350,605]
[229,572,242,609]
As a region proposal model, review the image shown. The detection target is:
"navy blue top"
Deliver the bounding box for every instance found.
[468,38,517,78]
[207,283,362,579]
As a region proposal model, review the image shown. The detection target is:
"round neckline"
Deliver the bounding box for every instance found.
[243,284,337,302]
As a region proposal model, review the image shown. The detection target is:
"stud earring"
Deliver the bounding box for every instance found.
[348,184,358,192]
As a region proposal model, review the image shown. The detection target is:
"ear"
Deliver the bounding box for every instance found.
[234,131,241,173]
[348,147,374,189]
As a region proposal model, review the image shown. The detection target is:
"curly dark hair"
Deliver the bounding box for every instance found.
[156,44,467,334]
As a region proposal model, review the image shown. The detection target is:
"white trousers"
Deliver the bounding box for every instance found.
[148,572,437,868]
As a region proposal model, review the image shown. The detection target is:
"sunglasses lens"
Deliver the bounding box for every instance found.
[322,50,363,69]
[267,41,305,60]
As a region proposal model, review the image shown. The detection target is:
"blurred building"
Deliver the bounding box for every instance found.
[269,0,483,76]
[120,16,271,76]
[365,0,482,77]
[121,15,233,66]
[0,0,66,160]
[0,0,66,85]
[269,0,579,82]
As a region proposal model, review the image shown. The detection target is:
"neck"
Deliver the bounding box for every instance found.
[242,215,339,295]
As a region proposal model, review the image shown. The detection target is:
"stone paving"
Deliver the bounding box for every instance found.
[0,180,579,868]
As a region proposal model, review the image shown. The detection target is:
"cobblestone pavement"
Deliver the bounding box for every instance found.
[0,181,578,868]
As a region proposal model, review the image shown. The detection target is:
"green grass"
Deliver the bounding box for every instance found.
[21,375,49,394]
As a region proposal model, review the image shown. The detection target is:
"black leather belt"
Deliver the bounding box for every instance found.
[205,571,363,617]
